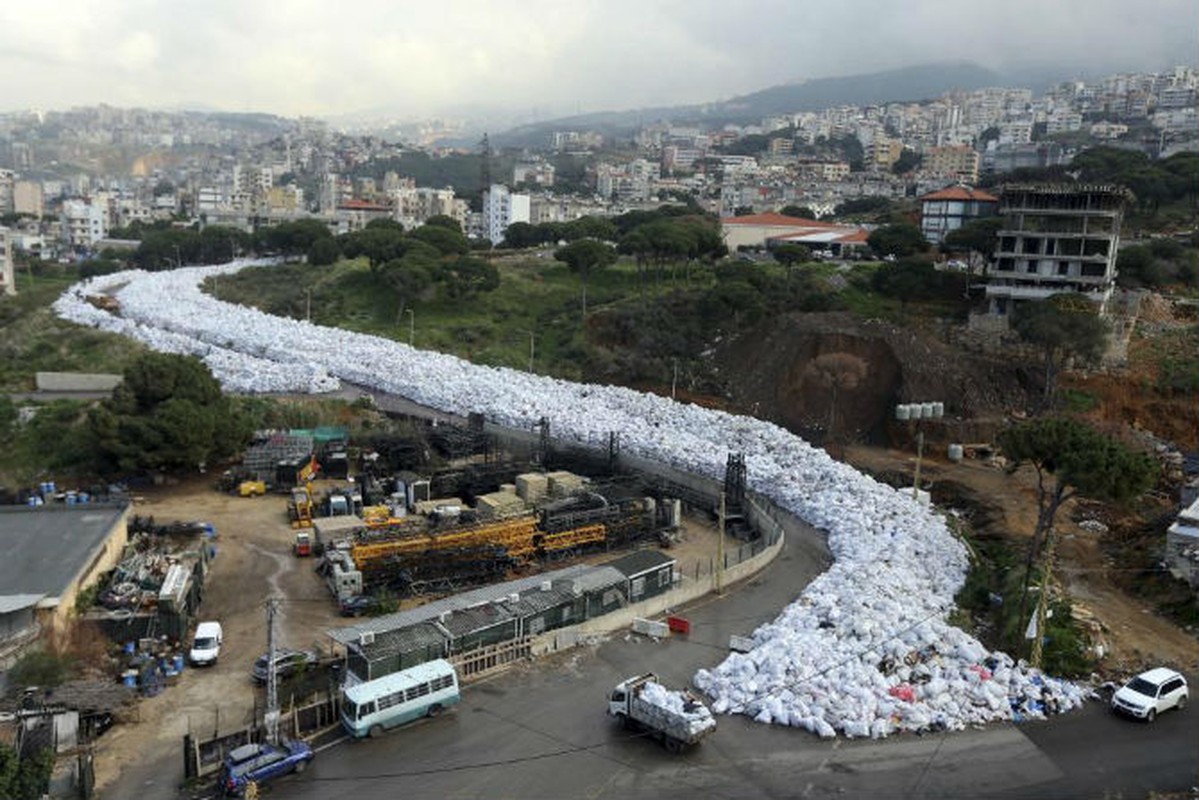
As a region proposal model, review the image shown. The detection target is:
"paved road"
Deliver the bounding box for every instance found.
[265,528,1199,800]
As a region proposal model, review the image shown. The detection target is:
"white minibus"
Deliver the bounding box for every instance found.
[341,659,460,738]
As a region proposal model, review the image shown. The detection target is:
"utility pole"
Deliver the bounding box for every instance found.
[671,359,678,401]
[264,597,280,745]
[896,402,944,502]
[305,288,311,323]
[405,308,414,346]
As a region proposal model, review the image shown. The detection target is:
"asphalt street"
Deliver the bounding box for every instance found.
[264,525,1199,800]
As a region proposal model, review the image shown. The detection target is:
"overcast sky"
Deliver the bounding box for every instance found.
[0,0,1193,121]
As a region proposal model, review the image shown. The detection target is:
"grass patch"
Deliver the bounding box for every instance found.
[1060,388,1099,413]
[0,273,146,391]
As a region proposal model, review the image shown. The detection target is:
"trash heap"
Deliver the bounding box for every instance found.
[54,262,1087,737]
[641,680,716,737]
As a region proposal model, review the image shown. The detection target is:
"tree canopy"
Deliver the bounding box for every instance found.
[867,223,930,259]
[1011,294,1109,408]
[87,353,252,477]
[998,415,1157,658]
[554,238,618,320]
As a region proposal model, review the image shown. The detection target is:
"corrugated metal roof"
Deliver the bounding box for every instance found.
[360,622,447,660]
[440,603,515,637]
[605,549,676,580]
[0,594,46,614]
[329,562,604,644]
[560,565,624,594]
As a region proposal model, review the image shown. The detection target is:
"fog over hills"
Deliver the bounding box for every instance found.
[491,62,1007,147]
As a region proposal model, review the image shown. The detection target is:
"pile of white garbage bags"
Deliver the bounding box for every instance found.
[53,261,1086,737]
[640,680,716,736]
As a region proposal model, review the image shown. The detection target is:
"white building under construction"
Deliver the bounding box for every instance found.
[983,183,1133,320]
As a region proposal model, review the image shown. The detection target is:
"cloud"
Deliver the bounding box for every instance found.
[0,0,1193,117]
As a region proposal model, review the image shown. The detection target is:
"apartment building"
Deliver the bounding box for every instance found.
[14,181,44,218]
[513,161,555,188]
[0,170,14,214]
[0,227,14,296]
[919,186,998,245]
[984,183,1131,318]
[482,184,530,245]
[867,137,903,171]
[61,199,108,248]
[797,161,851,182]
[923,146,981,184]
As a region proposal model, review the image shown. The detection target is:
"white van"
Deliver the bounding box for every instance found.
[189,621,223,666]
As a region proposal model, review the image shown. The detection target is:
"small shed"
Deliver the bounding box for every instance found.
[440,602,519,653]
[561,566,627,619]
[606,550,676,603]
[346,622,448,682]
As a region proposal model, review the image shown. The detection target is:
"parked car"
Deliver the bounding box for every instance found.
[221,739,313,796]
[338,595,380,617]
[188,621,223,666]
[251,649,318,684]
[1111,667,1188,721]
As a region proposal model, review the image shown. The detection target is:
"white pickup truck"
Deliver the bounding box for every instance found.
[607,673,716,753]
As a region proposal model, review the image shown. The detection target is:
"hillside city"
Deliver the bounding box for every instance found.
[0,63,1195,271]
[1,55,1198,800]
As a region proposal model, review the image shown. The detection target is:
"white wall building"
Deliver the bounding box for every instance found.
[0,227,14,296]
[61,199,108,248]
[482,184,530,245]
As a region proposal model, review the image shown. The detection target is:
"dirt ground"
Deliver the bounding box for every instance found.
[90,474,732,796]
[843,444,1199,675]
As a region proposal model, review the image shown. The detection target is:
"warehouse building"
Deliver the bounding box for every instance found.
[0,503,131,661]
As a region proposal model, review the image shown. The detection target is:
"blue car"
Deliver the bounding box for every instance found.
[222,739,313,796]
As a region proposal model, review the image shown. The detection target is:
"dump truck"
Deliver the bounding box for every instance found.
[607,673,716,753]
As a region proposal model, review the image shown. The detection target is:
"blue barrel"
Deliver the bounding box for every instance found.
[173,654,184,672]
[122,672,137,688]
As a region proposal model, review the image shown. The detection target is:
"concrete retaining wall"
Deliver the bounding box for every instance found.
[35,372,123,392]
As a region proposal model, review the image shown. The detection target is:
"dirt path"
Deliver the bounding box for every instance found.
[93,475,338,796]
[844,444,1199,675]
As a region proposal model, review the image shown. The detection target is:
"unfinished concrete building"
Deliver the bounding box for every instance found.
[982,183,1132,320]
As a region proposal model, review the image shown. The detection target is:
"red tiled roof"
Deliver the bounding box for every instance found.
[769,225,871,244]
[919,187,998,202]
[722,212,837,228]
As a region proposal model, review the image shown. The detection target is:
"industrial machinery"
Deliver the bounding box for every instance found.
[288,486,314,528]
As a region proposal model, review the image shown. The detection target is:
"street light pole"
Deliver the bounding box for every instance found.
[896,402,944,502]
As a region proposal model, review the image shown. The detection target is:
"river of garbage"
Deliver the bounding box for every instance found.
[53,261,1086,737]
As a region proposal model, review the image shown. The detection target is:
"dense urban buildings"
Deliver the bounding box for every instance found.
[0,64,1192,260]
